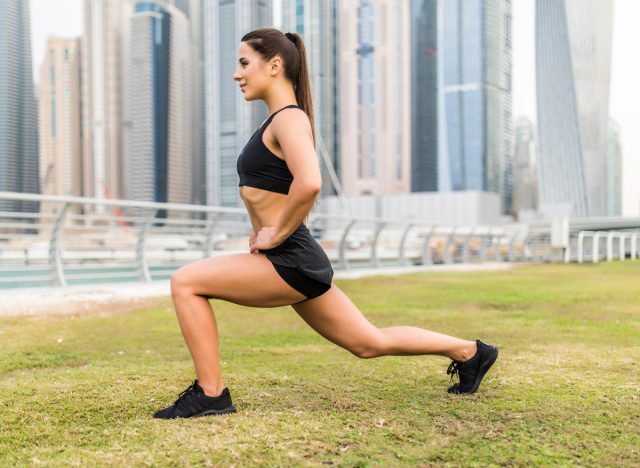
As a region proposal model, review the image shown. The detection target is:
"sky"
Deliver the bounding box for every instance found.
[30,0,640,217]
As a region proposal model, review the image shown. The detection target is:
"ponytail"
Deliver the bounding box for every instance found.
[282,32,316,149]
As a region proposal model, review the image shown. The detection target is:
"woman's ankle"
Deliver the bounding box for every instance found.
[450,340,477,362]
[199,382,226,398]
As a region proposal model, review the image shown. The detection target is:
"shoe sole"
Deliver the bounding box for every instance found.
[193,405,237,418]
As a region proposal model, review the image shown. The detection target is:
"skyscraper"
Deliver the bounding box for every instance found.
[203,0,273,208]
[410,0,438,192]
[0,0,39,213]
[186,0,207,207]
[513,116,538,217]
[128,1,192,209]
[606,118,622,216]
[82,0,135,207]
[37,37,83,217]
[339,0,411,196]
[165,0,207,207]
[281,0,341,198]
[439,0,513,214]
[536,0,614,217]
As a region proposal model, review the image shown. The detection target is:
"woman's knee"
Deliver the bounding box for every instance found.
[170,267,193,297]
[349,331,388,359]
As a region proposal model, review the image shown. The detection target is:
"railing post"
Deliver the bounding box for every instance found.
[338,219,357,270]
[619,232,626,261]
[49,202,71,287]
[530,236,538,262]
[480,228,492,263]
[593,232,604,263]
[421,226,436,265]
[507,230,518,262]
[444,226,458,264]
[136,209,158,282]
[494,228,503,262]
[463,227,476,263]
[398,223,414,266]
[606,231,615,262]
[577,231,590,263]
[203,212,225,258]
[371,221,387,268]
[563,233,571,263]
[632,231,638,260]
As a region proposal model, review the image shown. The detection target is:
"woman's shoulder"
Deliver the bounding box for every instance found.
[271,106,311,132]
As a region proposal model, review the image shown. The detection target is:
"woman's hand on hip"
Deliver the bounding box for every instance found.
[249,229,258,253]
[250,226,283,253]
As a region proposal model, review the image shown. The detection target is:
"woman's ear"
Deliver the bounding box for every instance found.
[270,56,283,76]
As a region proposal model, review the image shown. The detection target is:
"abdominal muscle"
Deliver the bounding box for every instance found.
[239,185,288,232]
[239,127,291,232]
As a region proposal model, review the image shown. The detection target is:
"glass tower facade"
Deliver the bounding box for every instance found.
[606,118,622,216]
[536,0,614,217]
[281,0,341,198]
[439,0,512,213]
[357,1,376,180]
[411,0,438,192]
[513,116,538,216]
[203,0,273,209]
[0,0,40,213]
[130,3,171,207]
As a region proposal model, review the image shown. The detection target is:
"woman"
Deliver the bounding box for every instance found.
[153,29,498,419]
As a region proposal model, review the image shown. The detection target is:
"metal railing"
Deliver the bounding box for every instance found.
[576,230,639,263]
[0,191,531,289]
[1,191,638,289]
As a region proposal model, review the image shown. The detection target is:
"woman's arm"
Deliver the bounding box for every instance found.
[271,180,319,244]
[271,109,322,243]
[249,109,321,251]
[249,228,258,253]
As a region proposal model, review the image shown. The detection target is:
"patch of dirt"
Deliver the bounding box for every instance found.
[1,295,173,319]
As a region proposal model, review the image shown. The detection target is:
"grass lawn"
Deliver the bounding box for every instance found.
[1,262,639,466]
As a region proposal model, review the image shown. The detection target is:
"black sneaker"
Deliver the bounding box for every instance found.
[153,379,237,419]
[446,340,499,394]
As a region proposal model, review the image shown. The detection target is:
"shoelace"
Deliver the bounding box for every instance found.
[174,380,200,405]
[447,360,460,382]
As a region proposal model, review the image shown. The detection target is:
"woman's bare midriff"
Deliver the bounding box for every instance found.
[239,185,288,231]
[239,126,290,231]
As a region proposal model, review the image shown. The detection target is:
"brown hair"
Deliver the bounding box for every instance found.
[241,28,316,148]
[241,28,320,226]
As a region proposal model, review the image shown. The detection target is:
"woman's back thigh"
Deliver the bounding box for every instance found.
[171,253,308,307]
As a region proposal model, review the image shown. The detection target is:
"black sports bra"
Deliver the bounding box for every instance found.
[237,104,299,194]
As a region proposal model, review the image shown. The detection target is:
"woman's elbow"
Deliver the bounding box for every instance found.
[308,181,322,193]
[295,178,322,193]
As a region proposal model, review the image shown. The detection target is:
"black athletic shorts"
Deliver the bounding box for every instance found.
[259,223,334,303]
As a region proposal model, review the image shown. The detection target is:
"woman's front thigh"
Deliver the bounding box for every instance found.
[171,253,308,307]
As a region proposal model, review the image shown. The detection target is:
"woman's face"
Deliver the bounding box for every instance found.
[233,41,271,101]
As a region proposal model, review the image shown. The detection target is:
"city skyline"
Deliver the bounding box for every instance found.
[28,0,640,217]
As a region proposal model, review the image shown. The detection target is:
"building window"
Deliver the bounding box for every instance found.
[50,67,55,86]
[51,99,56,137]
[296,0,304,33]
